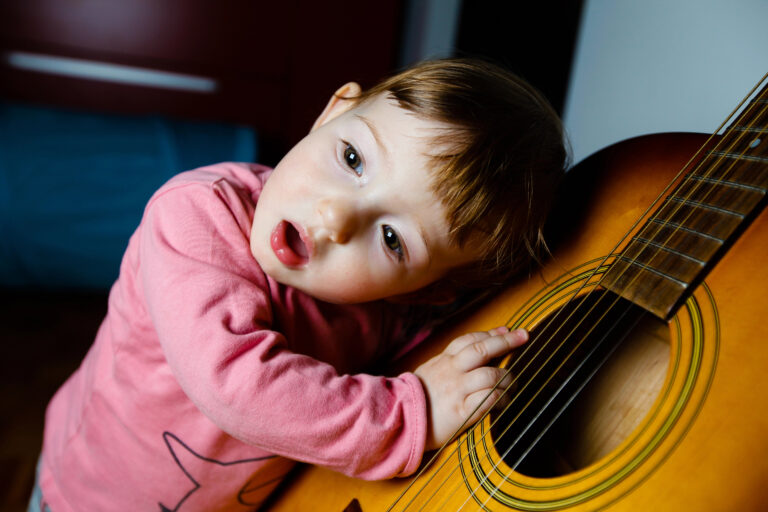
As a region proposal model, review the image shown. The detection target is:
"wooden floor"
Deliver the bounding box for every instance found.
[0,289,107,512]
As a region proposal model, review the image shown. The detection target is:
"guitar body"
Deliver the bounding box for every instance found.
[266,132,768,511]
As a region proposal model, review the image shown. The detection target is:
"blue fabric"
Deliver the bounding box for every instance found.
[27,455,51,512]
[0,102,257,289]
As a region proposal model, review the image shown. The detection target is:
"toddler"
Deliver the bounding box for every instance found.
[30,58,567,511]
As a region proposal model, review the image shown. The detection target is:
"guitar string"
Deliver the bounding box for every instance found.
[470,83,768,511]
[398,90,768,512]
[446,307,645,512]
[418,276,641,510]
[389,75,768,511]
[390,285,608,511]
[465,312,646,512]
[386,289,609,508]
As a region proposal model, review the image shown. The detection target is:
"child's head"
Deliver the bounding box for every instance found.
[250,58,567,305]
[354,58,569,301]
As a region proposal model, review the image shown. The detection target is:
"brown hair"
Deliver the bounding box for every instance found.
[356,58,568,302]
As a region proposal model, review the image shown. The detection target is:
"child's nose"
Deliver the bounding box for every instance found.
[317,197,358,244]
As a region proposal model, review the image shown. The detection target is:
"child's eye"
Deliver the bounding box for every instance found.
[343,143,363,176]
[381,224,404,260]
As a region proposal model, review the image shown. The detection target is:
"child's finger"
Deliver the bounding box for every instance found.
[455,329,528,372]
[462,366,506,393]
[444,326,508,354]
[463,386,506,424]
[498,369,514,391]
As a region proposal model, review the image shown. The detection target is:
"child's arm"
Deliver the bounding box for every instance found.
[415,327,528,451]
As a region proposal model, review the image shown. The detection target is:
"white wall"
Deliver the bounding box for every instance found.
[563,0,768,165]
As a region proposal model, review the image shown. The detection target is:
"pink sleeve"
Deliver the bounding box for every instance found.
[138,180,427,479]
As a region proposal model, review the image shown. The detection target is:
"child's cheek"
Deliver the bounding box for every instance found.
[313,260,391,304]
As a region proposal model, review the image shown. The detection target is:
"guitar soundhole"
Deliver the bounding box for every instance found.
[490,290,670,477]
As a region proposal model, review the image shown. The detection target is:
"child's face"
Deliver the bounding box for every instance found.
[250,85,478,304]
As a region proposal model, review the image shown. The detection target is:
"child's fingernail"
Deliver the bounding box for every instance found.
[506,328,528,341]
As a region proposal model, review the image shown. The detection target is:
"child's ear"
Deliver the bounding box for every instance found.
[311,82,362,131]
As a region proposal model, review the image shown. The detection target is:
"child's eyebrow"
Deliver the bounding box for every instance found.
[354,114,390,163]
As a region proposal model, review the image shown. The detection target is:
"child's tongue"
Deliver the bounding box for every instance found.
[286,222,308,260]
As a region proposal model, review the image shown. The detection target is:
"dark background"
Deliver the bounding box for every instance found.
[0,0,583,161]
[457,1,583,118]
[0,1,582,509]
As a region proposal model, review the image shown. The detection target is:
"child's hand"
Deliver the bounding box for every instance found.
[414,326,528,451]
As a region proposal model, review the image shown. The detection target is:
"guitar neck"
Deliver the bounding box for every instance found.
[602,79,768,319]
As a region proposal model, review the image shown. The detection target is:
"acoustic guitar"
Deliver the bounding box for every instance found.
[266,73,768,511]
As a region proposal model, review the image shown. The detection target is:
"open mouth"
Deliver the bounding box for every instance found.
[270,220,310,267]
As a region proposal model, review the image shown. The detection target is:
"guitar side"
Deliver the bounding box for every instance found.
[264,133,768,511]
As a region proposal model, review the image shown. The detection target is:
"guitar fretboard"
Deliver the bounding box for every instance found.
[602,80,768,319]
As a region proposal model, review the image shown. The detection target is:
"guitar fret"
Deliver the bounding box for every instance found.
[686,174,767,193]
[667,195,745,218]
[650,218,726,242]
[710,150,768,164]
[631,236,706,265]
[732,125,768,133]
[615,255,688,288]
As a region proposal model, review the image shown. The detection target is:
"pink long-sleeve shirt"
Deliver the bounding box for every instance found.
[39,163,427,511]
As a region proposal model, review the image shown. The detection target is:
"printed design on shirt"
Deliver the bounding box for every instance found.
[159,431,289,511]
